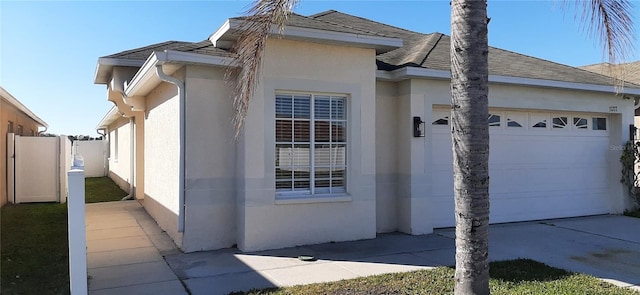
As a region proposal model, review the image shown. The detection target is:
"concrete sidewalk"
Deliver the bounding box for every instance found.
[86,201,640,295]
[86,201,187,295]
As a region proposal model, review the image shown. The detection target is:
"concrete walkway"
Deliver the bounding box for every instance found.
[86,201,187,295]
[86,201,640,295]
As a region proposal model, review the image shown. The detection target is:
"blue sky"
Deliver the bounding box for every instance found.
[1,1,638,136]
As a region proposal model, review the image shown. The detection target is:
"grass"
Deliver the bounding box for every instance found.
[85,177,128,203]
[1,176,128,294]
[234,259,637,295]
[1,203,70,295]
[624,209,640,218]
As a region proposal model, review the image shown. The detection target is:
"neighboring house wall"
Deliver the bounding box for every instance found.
[107,116,132,193]
[1,95,44,207]
[234,39,378,252]
[143,77,183,248]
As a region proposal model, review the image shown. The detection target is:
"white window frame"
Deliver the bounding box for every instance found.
[275,92,348,198]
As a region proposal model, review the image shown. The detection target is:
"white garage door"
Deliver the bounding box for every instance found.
[431,108,611,227]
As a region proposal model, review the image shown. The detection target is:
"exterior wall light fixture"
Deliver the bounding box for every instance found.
[413,116,425,138]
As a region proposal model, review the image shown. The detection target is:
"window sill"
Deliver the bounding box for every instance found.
[275,194,352,205]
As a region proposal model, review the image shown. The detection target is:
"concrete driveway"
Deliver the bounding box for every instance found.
[163,215,640,294]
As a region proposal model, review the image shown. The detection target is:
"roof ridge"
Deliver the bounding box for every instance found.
[580,62,611,68]
[307,9,337,18]
[311,10,423,36]
[288,12,388,38]
[104,40,189,58]
[419,33,444,66]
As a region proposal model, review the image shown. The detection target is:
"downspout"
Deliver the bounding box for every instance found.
[96,128,106,139]
[37,125,48,136]
[96,128,107,179]
[155,64,186,232]
[121,117,135,200]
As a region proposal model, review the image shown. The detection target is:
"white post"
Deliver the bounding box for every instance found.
[68,157,87,295]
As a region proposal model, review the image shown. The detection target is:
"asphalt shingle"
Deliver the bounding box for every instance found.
[313,10,623,86]
[101,9,635,88]
[580,61,640,84]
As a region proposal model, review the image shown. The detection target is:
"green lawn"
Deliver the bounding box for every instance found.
[624,209,640,218]
[1,203,70,295]
[235,259,637,295]
[85,177,128,203]
[1,176,127,294]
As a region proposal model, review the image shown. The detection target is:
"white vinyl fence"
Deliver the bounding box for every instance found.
[73,140,107,178]
[6,134,72,204]
[67,161,87,295]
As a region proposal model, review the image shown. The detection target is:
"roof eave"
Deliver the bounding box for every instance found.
[377,67,640,96]
[0,87,48,128]
[94,57,145,84]
[124,50,235,97]
[210,18,403,53]
[96,105,121,130]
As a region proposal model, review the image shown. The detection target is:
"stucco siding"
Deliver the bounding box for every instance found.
[144,78,182,248]
[236,39,378,251]
[107,116,131,193]
[375,81,399,233]
[182,65,237,252]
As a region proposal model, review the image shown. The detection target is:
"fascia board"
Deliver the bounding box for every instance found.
[211,18,402,52]
[95,105,120,130]
[163,50,236,67]
[124,53,160,97]
[378,67,640,96]
[125,50,236,97]
[276,26,402,52]
[209,19,233,46]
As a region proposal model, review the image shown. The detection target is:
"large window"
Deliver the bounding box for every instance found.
[275,93,347,196]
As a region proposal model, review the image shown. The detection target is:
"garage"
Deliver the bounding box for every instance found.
[430,107,612,227]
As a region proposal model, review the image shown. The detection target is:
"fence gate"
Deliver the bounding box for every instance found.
[6,134,71,203]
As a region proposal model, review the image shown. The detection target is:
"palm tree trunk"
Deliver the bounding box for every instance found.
[450,0,490,294]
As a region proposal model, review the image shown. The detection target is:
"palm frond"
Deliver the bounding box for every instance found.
[226,0,299,140]
[566,0,636,91]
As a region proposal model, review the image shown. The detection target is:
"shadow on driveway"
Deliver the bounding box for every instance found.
[164,215,640,294]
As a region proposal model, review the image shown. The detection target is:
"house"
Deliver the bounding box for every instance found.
[580,61,640,84]
[580,61,640,130]
[1,86,49,207]
[94,10,640,253]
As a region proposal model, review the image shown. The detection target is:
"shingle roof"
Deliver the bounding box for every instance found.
[101,10,635,88]
[312,10,624,86]
[580,61,640,84]
[231,12,389,37]
[102,40,230,60]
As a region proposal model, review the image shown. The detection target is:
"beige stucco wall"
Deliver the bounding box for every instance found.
[143,75,183,248]
[375,81,399,233]
[107,116,132,193]
[1,97,43,206]
[374,78,635,234]
[182,65,237,252]
[235,38,378,251]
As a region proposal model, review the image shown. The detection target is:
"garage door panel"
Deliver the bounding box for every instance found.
[491,190,609,223]
[490,166,608,194]
[430,109,611,228]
